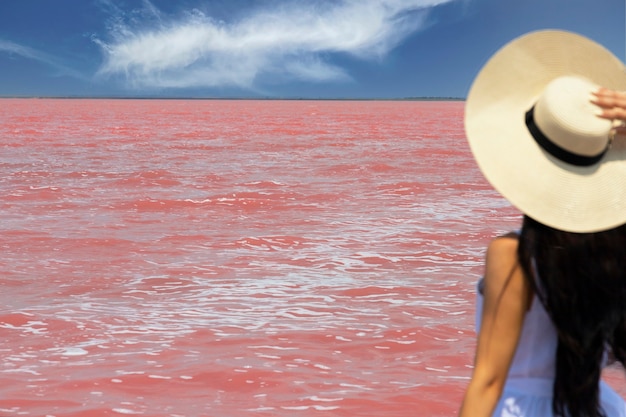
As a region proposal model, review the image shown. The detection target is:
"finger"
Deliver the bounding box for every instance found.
[598,107,626,121]
[597,109,626,121]
[591,88,626,109]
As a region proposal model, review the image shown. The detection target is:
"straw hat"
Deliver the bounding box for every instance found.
[465,29,626,233]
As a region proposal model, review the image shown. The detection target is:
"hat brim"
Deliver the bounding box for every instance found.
[465,30,626,232]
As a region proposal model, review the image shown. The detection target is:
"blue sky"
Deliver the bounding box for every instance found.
[0,0,623,98]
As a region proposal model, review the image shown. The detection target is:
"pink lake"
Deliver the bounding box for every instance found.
[0,99,623,416]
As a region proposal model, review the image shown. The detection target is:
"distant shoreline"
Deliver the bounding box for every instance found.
[0,96,465,101]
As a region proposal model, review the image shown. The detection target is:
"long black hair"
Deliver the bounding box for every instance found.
[517,215,626,417]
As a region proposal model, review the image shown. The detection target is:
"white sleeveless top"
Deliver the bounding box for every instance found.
[476,287,558,381]
[475,271,626,416]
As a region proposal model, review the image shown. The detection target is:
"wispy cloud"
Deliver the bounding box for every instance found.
[0,40,45,61]
[0,39,85,79]
[96,0,455,90]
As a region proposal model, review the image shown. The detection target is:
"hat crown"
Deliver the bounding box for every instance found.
[533,76,612,157]
[465,30,626,232]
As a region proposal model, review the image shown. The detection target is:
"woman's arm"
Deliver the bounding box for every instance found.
[458,236,532,417]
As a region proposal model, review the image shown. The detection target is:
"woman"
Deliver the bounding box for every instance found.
[459,30,626,417]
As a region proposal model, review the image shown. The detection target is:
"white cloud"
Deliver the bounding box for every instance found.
[0,39,85,79]
[96,0,455,90]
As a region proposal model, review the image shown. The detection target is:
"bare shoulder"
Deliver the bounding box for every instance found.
[483,233,530,307]
[486,234,519,261]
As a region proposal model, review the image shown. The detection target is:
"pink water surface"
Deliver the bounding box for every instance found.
[0,99,623,416]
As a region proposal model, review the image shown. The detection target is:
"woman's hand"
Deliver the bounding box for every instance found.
[591,88,626,136]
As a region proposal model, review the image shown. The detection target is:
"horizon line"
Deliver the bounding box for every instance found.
[0,95,466,101]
